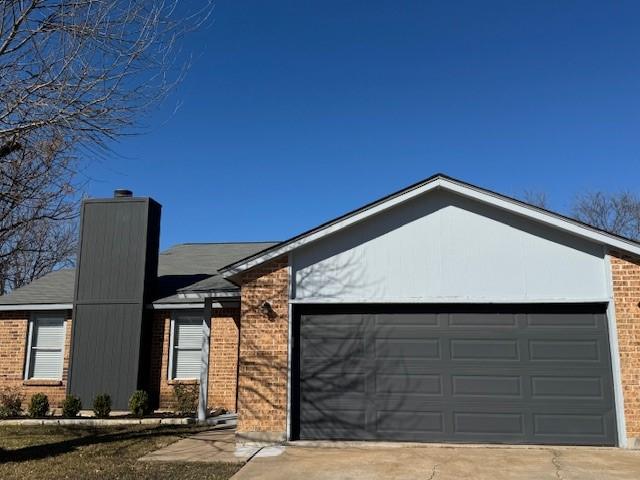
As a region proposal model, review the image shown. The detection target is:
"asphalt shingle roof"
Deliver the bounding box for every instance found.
[0,242,278,306]
[153,242,277,303]
[0,269,76,305]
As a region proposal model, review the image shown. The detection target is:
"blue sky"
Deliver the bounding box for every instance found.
[86,1,640,249]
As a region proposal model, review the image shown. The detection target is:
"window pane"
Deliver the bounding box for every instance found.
[32,317,64,348]
[174,349,201,379]
[31,350,63,379]
[174,319,202,349]
[29,316,64,379]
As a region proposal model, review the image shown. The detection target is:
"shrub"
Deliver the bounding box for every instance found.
[92,393,111,418]
[28,393,49,417]
[173,383,198,416]
[128,390,151,417]
[62,394,82,418]
[0,387,24,418]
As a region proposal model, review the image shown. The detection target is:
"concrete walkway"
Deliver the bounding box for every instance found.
[231,443,640,480]
[139,427,250,464]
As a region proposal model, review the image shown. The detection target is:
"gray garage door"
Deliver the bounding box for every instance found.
[294,305,617,446]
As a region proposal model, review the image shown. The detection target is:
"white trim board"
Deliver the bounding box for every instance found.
[221,175,640,277]
[289,297,611,304]
[604,252,628,447]
[147,302,239,310]
[0,303,72,311]
[286,258,293,441]
[177,291,239,299]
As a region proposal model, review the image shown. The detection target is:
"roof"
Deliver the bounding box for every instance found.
[220,173,640,277]
[0,242,277,308]
[0,269,76,306]
[153,242,278,302]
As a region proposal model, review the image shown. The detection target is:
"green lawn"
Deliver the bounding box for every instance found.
[0,424,243,480]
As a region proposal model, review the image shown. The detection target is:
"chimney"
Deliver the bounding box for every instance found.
[114,189,133,198]
[68,192,161,409]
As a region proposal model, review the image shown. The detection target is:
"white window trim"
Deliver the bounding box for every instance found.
[24,312,67,381]
[167,310,203,381]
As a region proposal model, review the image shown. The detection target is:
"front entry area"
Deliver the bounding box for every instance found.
[292,304,617,446]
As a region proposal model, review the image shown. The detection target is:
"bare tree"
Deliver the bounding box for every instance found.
[0,0,212,152]
[573,191,640,241]
[0,1,212,292]
[0,137,77,293]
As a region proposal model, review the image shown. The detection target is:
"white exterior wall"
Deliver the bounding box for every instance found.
[291,189,608,302]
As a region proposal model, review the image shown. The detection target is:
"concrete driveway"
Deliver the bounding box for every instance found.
[231,443,640,480]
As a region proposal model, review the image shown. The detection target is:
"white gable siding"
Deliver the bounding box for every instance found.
[291,189,608,302]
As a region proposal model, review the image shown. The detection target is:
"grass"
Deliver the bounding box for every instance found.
[0,424,243,480]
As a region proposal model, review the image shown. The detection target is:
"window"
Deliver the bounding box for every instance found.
[25,314,65,380]
[169,313,203,380]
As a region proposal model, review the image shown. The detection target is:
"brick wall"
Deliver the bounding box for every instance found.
[236,256,289,443]
[209,310,240,411]
[610,253,640,447]
[148,308,240,412]
[0,311,72,409]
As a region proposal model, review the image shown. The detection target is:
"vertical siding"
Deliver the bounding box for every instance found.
[69,198,161,410]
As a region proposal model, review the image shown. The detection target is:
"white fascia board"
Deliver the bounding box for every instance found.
[149,303,204,309]
[290,297,611,304]
[222,176,640,277]
[176,291,239,299]
[148,302,239,310]
[0,303,72,311]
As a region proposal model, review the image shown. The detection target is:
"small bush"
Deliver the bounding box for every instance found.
[28,393,49,417]
[62,394,82,417]
[0,387,24,418]
[128,390,151,417]
[92,393,111,418]
[173,383,198,416]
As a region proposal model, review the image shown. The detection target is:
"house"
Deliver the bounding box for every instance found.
[1,174,639,449]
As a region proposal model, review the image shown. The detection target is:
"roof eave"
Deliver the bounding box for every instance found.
[176,290,240,299]
[0,303,72,311]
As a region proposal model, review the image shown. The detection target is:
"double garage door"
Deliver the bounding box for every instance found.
[292,304,617,446]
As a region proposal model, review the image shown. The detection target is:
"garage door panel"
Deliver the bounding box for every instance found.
[303,373,367,393]
[300,325,365,338]
[533,414,606,436]
[301,314,366,327]
[301,393,368,412]
[528,339,601,362]
[300,409,368,438]
[373,395,455,412]
[376,326,443,340]
[375,338,441,358]
[454,413,525,435]
[526,312,604,329]
[450,339,519,361]
[530,376,606,400]
[296,306,616,446]
[451,375,522,397]
[302,337,365,359]
[376,373,442,394]
[377,411,445,434]
[448,313,518,327]
[376,313,440,326]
